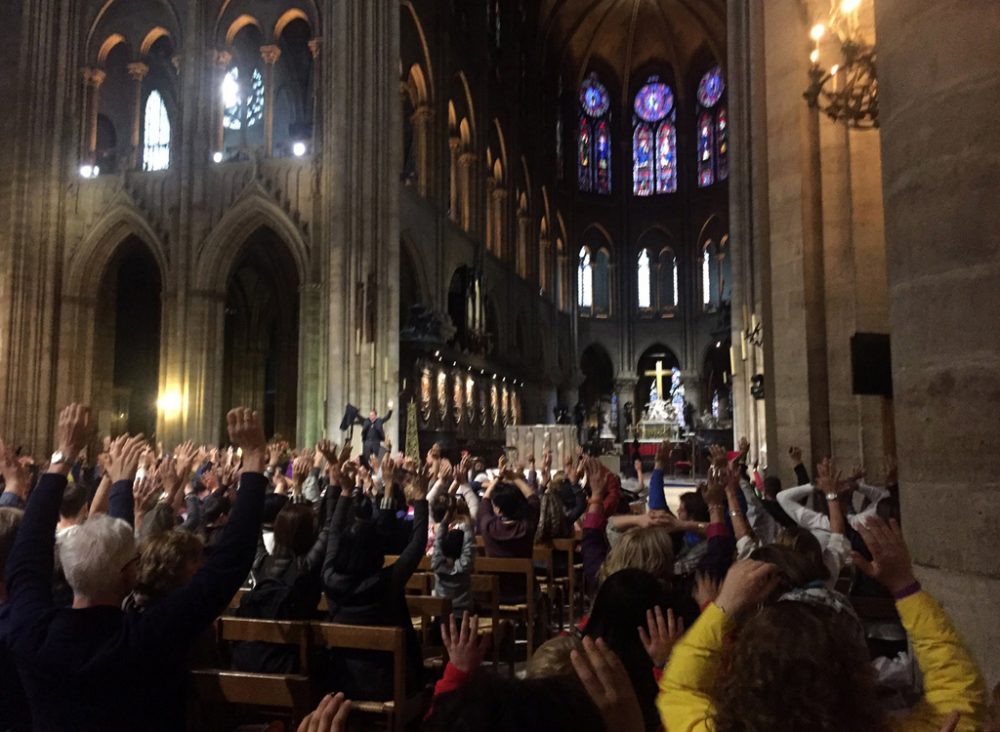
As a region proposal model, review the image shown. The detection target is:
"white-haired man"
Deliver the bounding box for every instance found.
[4,404,268,731]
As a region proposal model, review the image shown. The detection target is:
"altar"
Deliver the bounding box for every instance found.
[635,359,682,442]
[505,424,579,468]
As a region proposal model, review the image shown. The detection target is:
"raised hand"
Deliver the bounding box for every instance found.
[692,571,721,608]
[108,434,147,483]
[852,517,917,595]
[815,457,843,496]
[296,692,352,732]
[0,439,31,497]
[655,439,670,470]
[738,436,750,455]
[133,475,161,518]
[226,408,267,472]
[403,466,430,503]
[709,444,729,470]
[316,439,338,465]
[440,613,490,673]
[638,606,684,668]
[586,457,607,499]
[156,454,182,501]
[571,637,645,732]
[54,403,93,465]
[788,445,804,465]
[336,442,352,466]
[267,441,286,468]
[172,441,197,482]
[714,559,780,616]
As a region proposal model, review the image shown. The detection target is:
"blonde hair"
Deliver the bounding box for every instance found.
[135,530,204,602]
[599,526,675,586]
[526,635,582,678]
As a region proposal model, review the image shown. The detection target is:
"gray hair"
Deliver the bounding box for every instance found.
[58,514,136,601]
[0,507,24,583]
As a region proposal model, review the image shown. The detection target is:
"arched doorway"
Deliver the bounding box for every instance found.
[703,338,732,424]
[222,227,299,441]
[94,237,162,436]
[635,344,682,425]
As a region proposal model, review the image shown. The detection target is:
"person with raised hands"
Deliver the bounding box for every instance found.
[658,520,988,732]
[5,405,270,732]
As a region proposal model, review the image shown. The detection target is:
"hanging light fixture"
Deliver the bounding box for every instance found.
[803,0,878,128]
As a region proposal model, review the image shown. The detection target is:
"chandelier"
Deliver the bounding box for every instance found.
[803,0,878,129]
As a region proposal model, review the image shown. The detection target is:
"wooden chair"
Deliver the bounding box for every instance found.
[470,573,504,671]
[405,594,452,665]
[533,545,561,631]
[217,617,313,674]
[310,622,420,732]
[475,556,538,658]
[550,536,580,626]
[188,669,313,729]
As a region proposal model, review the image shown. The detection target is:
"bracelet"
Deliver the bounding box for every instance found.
[892,581,921,601]
[729,508,741,517]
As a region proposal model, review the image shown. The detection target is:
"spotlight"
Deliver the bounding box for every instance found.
[79,164,99,179]
[292,141,307,157]
[810,23,826,41]
[840,0,860,13]
[212,151,223,163]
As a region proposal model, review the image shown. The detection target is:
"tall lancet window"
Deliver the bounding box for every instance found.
[578,73,612,194]
[142,91,171,171]
[637,248,652,309]
[578,246,593,310]
[632,78,676,196]
[696,65,726,187]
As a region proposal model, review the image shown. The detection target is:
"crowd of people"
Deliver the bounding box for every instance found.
[1,403,998,732]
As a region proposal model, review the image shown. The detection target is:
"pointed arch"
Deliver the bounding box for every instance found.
[401,1,435,102]
[226,15,262,46]
[196,192,310,292]
[140,27,170,56]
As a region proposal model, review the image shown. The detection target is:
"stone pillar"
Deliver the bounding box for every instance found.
[492,187,507,260]
[680,371,704,423]
[412,104,433,198]
[517,211,531,279]
[448,137,461,223]
[212,50,231,156]
[557,251,569,310]
[458,151,476,233]
[484,176,496,252]
[875,0,1000,684]
[614,377,638,440]
[81,68,105,159]
[126,62,149,169]
[260,45,281,156]
[538,236,551,292]
[308,39,322,150]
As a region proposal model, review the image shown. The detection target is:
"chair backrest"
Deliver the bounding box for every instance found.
[228,586,249,610]
[189,669,312,725]
[406,572,432,595]
[217,616,312,673]
[383,554,432,572]
[475,556,536,600]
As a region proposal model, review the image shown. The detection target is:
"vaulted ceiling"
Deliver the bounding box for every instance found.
[537,0,727,106]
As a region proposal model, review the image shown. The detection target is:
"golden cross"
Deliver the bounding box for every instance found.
[643,360,671,399]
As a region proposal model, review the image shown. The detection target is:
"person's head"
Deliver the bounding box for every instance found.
[441,528,465,561]
[134,529,204,605]
[713,600,884,732]
[137,502,179,542]
[491,482,526,520]
[203,491,231,527]
[369,409,378,422]
[425,669,605,732]
[273,503,318,556]
[59,514,138,605]
[0,507,24,601]
[262,492,290,527]
[750,540,829,597]
[678,490,709,523]
[762,475,782,500]
[585,569,670,731]
[599,525,675,587]
[526,635,582,678]
[329,495,384,582]
[876,496,900,524]
[59,482,89,526]
[432,493,457,525]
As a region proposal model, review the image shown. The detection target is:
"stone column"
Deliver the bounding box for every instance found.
[126,62,149,169]
[458,151,476,232]
[448,137,461,222]
[81,68,106,159]
[212,50,231,156]
[680,371,704,421]
[308,39,322,149]
[412,104,433,197]
[875,0,1000,683]
[614,376,638,440]
[260,45,281,156]
[484,176,496,252]
[557,250,569,310]
[492,187,507,260]
[538,236,551,292]
[517,211,531,278]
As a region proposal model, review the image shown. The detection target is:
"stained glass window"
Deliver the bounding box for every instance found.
[632,78,676,196]
[595,120,611,194]
[702,241,714,307]
[142,91,170,171]
[578,246,593,309]
[579,75,610,118]
[222,66,264,132]
[697,66,725,109]
[717,106,729,181]
[697,112,715,188]
[633,125,654,196]
[578,74,611,194]
[577,116,592,192]
[637,249,652,309]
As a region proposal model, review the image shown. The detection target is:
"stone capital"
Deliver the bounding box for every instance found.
[412,103,434,123]
[82,67,107,87]
[307,38,322,59]
[449,136,462,153]
[615,377,639,389]
[459,151,477,167]
[260,45,282,65]
[126,62,149,81]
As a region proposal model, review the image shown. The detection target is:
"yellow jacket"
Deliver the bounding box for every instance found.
[657,592,986,731]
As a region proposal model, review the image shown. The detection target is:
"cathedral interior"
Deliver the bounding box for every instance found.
[0,0,997,683]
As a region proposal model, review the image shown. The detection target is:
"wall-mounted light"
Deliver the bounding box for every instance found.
[212,151,224,164]
[156,389,183,419]
[79,164,100,179]
[292,141,307,157]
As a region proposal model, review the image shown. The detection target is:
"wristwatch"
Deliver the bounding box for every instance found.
[50,451,66,466]
[825,491,838,501]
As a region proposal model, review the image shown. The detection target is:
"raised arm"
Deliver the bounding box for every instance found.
[648,441,669,511]
[6,405,91,628]
[775,482,829,533]
[141,409,268,640]
[789,445,810,486]
[390,470,430,593]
